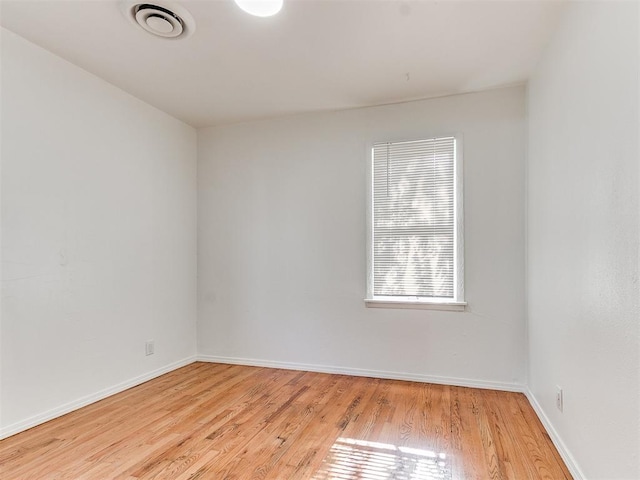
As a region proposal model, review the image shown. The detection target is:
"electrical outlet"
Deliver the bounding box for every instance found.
[145,340,155,356]
[555,386,563,412]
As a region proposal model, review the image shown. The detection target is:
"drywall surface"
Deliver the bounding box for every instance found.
[527,2,640,478]
[1,29,197,435]
[198,86,527,387]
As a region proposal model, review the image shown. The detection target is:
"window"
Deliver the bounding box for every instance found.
[366,136,465,310]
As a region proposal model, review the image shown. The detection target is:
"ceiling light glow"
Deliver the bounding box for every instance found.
[234,0,283,17]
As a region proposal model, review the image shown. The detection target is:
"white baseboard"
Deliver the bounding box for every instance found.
[524,388,585,480]
[0,355,197,440]
[196,354,524,392]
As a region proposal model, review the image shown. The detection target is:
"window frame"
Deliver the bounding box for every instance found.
[365,134,466,311]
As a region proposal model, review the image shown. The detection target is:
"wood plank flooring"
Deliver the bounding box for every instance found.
[0,362,572,479]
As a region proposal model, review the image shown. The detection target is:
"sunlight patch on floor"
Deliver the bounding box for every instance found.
[313,437,451,480]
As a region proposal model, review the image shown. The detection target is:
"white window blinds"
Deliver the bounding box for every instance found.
[372,137,458,299]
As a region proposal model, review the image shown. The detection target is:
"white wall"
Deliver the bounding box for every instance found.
[198,86,527,388]
[0,29,197,436]
[527,2,639,479]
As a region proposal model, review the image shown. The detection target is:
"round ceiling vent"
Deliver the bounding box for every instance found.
[121,1,195,39]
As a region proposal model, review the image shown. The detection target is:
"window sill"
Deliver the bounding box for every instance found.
[364,298,467,311]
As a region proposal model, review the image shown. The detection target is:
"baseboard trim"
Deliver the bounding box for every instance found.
[196,354,524,392]
[0,355,197,440]
[524,388,585,480]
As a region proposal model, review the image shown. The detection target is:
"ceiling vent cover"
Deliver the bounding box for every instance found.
[122,1,195,39]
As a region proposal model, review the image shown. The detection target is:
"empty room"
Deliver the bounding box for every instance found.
[0,0,638,479]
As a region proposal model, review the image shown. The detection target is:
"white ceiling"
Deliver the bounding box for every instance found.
[0,0,567,127]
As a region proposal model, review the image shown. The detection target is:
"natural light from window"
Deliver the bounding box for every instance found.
[367,136,465,309]
[313,437,452,480]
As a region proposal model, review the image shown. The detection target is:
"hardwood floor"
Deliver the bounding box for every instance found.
[0,362,572,479]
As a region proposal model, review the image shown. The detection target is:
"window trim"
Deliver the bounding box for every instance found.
[364,134,465,310]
